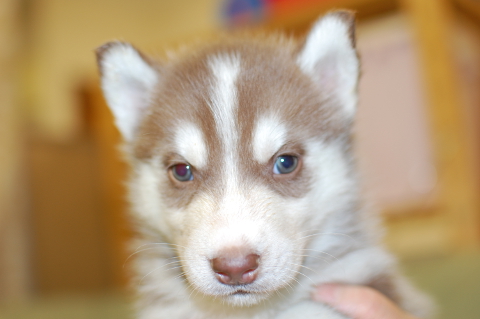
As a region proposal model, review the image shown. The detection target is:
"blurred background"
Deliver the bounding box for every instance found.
[0,0,479,318]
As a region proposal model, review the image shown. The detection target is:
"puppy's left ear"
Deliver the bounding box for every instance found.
[297,11,359,117]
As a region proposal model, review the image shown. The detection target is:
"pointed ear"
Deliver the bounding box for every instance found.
[96,42,159,141]
[297,11,359,117]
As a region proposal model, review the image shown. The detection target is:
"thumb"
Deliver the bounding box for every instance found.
[313,283,415,319]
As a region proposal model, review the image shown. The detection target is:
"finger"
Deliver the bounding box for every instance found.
[313,283,416,319]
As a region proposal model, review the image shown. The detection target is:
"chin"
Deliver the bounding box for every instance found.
[221,290,271,307]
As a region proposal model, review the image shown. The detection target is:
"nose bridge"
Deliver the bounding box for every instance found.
[217,173,248,217]
[212,217,255,249]
[209,189,260,250]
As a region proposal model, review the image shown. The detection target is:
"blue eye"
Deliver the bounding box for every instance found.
[273,155,298,174]
[172,164,193,181]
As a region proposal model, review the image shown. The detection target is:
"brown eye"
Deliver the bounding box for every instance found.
[171,164,193,182]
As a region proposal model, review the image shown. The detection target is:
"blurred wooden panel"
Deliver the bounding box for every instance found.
[83,81,131,289]
[398,0,480,252]
[28,79,131,294]
[28,133,116,293]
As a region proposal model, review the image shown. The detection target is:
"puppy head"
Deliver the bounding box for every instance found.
[96,11,359,306]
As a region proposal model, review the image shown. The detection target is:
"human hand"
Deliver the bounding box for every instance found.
[313,283,419,319]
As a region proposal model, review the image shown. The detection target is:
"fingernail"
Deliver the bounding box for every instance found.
[313,284,339,303]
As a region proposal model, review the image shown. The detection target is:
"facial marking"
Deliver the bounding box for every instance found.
[207,54,241,184]
[252,115,287,164]
[174,122,208,169]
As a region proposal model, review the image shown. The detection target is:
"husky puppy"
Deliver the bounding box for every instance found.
[96,11,432,319]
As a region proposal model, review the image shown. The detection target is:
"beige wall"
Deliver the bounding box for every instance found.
[0,0,31,301]
[26,0,221,141]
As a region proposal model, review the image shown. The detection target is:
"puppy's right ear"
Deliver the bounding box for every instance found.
[96,42,159,142]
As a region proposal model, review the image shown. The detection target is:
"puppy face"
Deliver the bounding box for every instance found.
[97,11,359,306]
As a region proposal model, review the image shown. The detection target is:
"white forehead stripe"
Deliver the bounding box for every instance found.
[253,116,287,163]
[174,122,207,168]
[207,54,240,159]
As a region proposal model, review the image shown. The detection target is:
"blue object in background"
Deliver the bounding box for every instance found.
[222,0,267,27]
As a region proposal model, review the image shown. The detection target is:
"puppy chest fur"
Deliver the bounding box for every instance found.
[96,10,433,319]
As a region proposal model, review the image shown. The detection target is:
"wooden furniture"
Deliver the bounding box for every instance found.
[85,81,131,288]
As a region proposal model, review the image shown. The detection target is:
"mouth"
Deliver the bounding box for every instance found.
[222,288,269,307]
[231,289,249,296]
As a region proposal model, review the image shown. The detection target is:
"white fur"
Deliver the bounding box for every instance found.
[97,12,433,319]
[180,182,305,307]
[130,160,166,229]
[206,54,244,211]
[174,122,208,168]
[207,54,241,167]
[297,13,359,117]
[99,42,158,141]
[127,129,433,319]
[252,115,287,163]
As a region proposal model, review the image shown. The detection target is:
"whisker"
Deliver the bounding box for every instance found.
[282,273,306,289]
[172,271,187,281]
[273,288,283,300]
[132,242,187,252]
[260,265,313,285]
[298,249,340,263]
[138,260,182,284]
[295,232,355,243]
[286,262,319,276]
[123,248,180,268]
[292,253,330,261]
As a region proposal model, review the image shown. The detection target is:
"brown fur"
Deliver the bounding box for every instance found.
[130,35,354,206]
